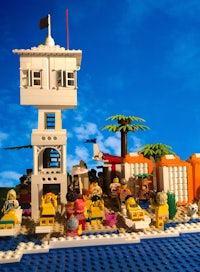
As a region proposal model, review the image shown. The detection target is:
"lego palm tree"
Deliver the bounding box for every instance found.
[102,114,149,157]
[139,143,175,191]
[139,143,175,161]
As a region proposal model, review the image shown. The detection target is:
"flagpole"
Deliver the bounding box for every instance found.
[66,9,69,50]
[45,14,55,46]
[48,14,51,39]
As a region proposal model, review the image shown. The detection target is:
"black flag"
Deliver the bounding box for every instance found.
[39,16,48,29]
[84,138,96,143]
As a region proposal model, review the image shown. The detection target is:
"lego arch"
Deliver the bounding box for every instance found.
[38,147,61,169]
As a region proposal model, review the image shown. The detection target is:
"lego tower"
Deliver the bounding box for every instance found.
[13,15,82,218]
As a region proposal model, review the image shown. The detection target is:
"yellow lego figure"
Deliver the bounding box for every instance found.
[0,189,22,229]
[155,192,169,230]
[40,192,57,226]
[85,195,104,225]
[89,180,103,198]
[125,196,145,221]
[0,210,20,229]
[2,189,19,214]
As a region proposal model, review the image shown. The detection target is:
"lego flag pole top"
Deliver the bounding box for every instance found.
[40,14,55,46]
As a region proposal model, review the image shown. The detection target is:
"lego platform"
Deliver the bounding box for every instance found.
[0,202,200,271]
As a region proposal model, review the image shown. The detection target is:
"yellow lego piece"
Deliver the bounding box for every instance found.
[155,204,169,230]
[40,217,54,226]
[126,196,145,221]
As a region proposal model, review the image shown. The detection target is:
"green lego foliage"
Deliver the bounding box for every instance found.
[139,143,175,161]
[167,192,177,220]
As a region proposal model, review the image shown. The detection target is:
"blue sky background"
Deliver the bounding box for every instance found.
[1,0,200,187]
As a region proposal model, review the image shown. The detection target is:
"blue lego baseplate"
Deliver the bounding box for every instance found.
[0,234,42,252]
[0,232,200,272]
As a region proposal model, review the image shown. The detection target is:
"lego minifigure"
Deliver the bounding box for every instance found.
[74,197,86,231]
[85,195,104,224]
[97,171,105,191]
[66,189,78,219]
[73,175,82,195]
[89,179,103,198]
[40,192,57,226]
[2,189,19,214]
[135,176,152,209]
[110,176,121,198]
[88,169,98,183]
[0,189,22,228]
[155,192,169,230]
[18,184,31,216]
[118,179,131,207]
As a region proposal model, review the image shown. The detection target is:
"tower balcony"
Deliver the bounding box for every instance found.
[20,88,77,109]
[31,129,67,146]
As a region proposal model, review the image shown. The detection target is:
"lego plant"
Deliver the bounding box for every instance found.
[139,143,175,161]
[167,192,177,220]
[102,114,149,157]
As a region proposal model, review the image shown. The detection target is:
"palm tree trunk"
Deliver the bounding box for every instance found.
[121,131,127,157]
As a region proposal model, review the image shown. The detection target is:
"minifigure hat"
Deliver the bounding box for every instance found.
[120,178,127,185]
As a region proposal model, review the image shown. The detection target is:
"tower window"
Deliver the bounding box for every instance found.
[21,70,28,87]
[32,71,41,86]
[45,113,55,129]
[21,70,42,87]
[43,148,60,168]
[56,70,75,87]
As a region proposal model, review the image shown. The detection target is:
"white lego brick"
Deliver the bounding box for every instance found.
[137,229,180,239]
[49,233,141,249]
[35,226,52,233]
[17,241,49,255]
[0,250,22,264]
[175,222,200,233]
[0,225,21,237]
[133,216,151,229]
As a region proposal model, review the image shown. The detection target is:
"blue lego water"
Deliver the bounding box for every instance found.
[0,232,200,272]
[0,234,42,252]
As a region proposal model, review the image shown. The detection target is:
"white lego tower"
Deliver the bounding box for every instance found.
[13,15,82,219]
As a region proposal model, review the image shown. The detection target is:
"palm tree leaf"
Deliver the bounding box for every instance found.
[4,145,32,150]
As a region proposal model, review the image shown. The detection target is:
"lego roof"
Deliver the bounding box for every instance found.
[13,44,82,67]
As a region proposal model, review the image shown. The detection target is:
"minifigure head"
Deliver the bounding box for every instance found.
[44,192,57,203]
[125,196,136,210]
[73,175,79,182]
[7,189,17,200]
[156,192,168,205]
[139,178,152,199]
[113,177,119,183]
[98,172,103,178]
[120,178,127,189]
[66,190,78,203]
[20,184,29,195]
[92,180,99,187]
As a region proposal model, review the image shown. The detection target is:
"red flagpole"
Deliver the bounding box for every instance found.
[66,9,69,49]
